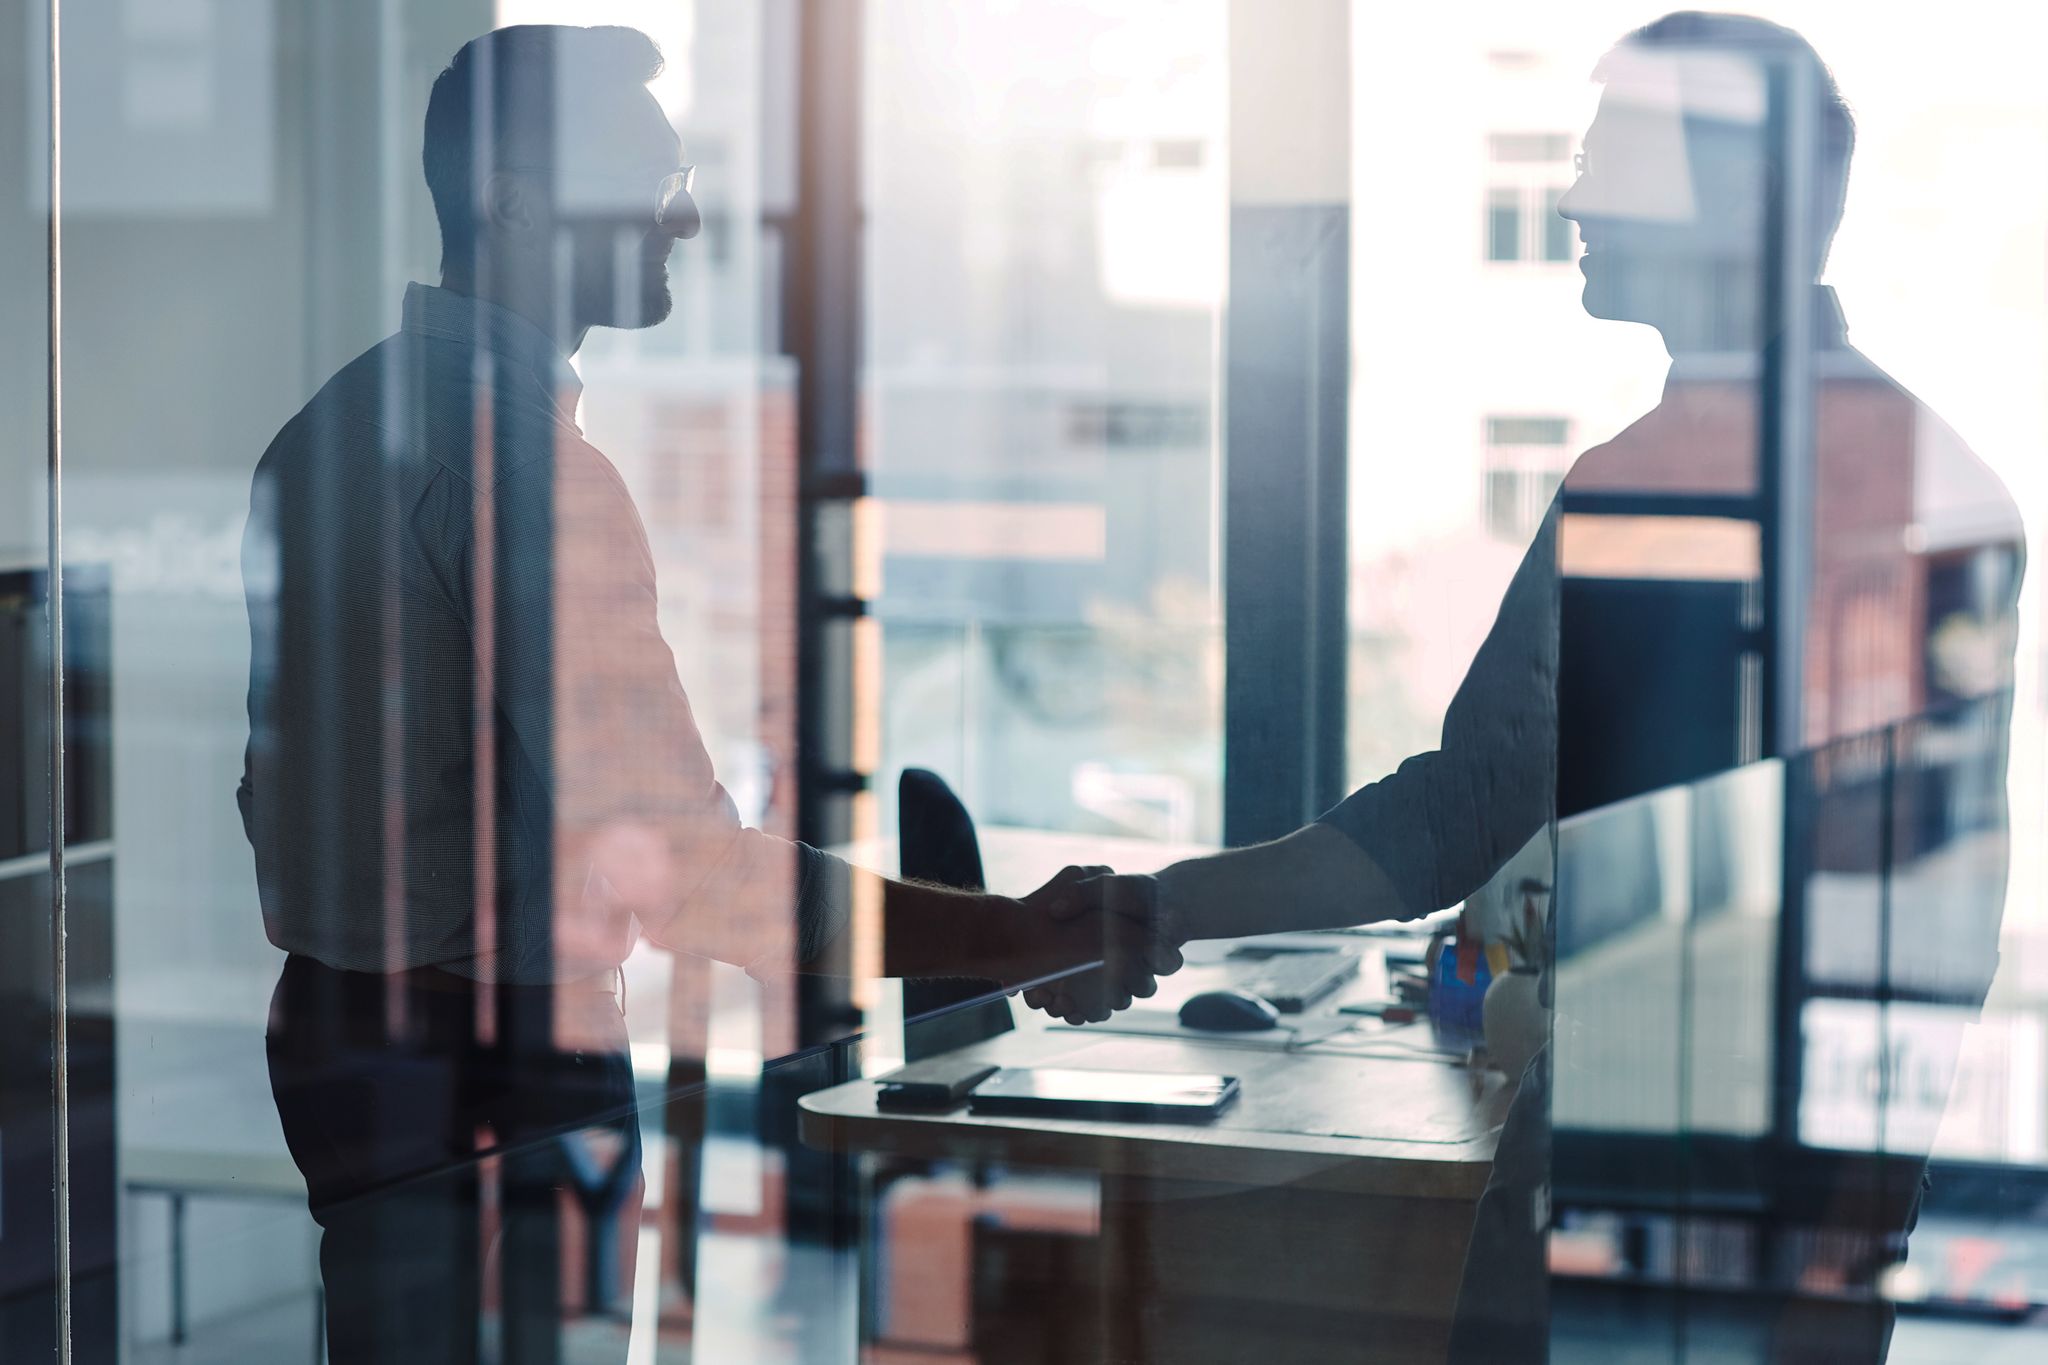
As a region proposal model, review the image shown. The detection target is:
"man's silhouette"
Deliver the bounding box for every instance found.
[1552,18,2021,1363]
[240,25,1162,1362]
[1039,13,2021,1362]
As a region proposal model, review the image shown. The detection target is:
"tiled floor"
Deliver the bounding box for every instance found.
[126,1234,856,1365]
[128,1295,654,1365]
[130,1288,2048,1365]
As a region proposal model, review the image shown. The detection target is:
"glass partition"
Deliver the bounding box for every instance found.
[2,4,63,1357]
[6,3,2048,1364]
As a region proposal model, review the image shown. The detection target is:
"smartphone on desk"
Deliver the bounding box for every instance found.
[873,1058,999,1111]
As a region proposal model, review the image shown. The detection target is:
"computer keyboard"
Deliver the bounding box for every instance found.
[1228,949,1360,1013]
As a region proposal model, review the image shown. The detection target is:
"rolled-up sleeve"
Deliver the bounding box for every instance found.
[486,440,850,977]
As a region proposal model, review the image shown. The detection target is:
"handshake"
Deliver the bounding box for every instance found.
[978,865,1188,1025]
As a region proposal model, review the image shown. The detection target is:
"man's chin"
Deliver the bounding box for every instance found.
[640,283,674,327]
[607,282,673,331]
[1576,260,1630,324]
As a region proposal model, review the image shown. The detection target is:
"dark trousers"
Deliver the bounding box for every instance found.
[266,954,640,1364]
[1448,1049,1551,1365]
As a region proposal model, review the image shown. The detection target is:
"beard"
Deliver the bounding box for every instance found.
[569,224,675,331]
[636,263,675,327]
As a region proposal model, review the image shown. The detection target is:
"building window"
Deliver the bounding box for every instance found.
[1066,400,1209,450]
[1485,131,1575,265]
[1487,187,1522,262]
[1543,186,1574,262]
[1483,415,1572,539]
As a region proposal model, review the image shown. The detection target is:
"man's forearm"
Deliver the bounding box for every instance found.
[875,874,1017,982]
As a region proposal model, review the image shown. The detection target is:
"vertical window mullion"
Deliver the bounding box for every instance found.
[1221,0,1351,843]
[43,0,73,1360]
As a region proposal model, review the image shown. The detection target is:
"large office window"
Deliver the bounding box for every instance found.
[862,0,1228,848]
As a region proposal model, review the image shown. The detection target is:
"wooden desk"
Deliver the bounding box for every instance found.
[801,1003,1514,1365]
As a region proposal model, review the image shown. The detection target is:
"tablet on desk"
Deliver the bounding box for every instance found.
[967,1067,1239,1123]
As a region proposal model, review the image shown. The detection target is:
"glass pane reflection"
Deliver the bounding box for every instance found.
[4,3,2045,1364]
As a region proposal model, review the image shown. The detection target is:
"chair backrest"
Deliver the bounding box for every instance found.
[899,767,987,892]
[898,768,1016,1060]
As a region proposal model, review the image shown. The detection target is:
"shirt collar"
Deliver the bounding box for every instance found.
[400,282,584,414]
[1659,285,1853,395]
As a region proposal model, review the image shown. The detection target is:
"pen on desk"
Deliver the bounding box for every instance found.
[1336,1002,1419,1024]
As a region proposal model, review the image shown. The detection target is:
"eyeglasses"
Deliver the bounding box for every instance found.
[1573,151,1589,177]
[656,166,697,226]
[498,164,697,222]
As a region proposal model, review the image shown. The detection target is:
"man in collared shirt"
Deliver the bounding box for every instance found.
[1046,14,2021,1363]
[242,25,1168,1362]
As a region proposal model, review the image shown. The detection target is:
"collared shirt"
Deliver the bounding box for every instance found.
[1328,291,2024,1364]
[1317,290,2022,941]
[239,283,848,983]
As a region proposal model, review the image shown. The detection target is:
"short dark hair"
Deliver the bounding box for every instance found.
[422,24,664,266]
[1598,11,1855,256]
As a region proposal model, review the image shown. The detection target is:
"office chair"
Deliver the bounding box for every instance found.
[877,770,1081,1355]
[898,767,1016,1061]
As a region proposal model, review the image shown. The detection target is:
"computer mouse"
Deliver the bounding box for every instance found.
[1178,988,1282,1032]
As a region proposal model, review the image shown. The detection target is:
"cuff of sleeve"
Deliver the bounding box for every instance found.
[1314,774,1440,920]
[792,843,853,965]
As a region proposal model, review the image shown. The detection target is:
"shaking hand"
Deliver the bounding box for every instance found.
[1015,869,1185,1025]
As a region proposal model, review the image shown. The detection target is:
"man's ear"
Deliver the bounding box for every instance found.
[481,172,536,235]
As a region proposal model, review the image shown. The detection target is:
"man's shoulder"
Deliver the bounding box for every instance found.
[1559,350,2025,545]
[262,329,576,489]
[261,332,434,469]
[1841,351,2024,552]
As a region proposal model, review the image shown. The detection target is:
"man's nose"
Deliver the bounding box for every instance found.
[661,190,702,241]
[1555,177,1584,223]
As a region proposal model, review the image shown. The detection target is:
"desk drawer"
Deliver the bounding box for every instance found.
[1102,1176,1478,1364]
